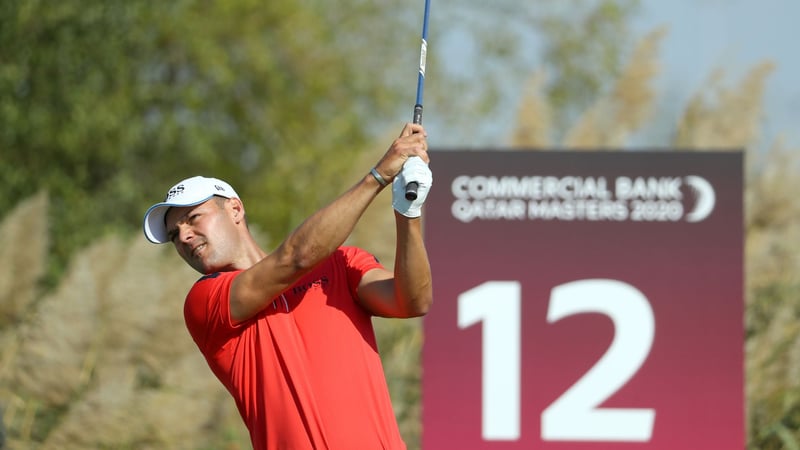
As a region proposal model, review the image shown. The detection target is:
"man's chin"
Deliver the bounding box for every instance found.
[197,261,227,275]
[190,260,214,275]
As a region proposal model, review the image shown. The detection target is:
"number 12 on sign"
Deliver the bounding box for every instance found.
[458,279,656,443]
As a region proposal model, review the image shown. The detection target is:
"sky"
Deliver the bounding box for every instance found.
[429,0,800,151]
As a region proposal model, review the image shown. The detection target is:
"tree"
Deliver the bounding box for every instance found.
[0,0,418,285]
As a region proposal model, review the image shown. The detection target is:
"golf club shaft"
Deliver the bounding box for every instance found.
[404,0,431,201]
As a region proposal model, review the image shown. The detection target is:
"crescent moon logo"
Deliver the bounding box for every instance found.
[684,176,716,222]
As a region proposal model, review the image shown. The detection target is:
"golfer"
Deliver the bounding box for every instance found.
[143,123,433,449]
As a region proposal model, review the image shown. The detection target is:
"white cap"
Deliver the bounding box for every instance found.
[143,176,240,244]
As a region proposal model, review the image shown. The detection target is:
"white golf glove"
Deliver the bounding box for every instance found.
[392,156,432,218]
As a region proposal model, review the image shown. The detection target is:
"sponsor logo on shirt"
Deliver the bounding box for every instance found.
[292,276,330,296]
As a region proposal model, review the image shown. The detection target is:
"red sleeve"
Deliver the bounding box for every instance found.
[183,271,242,353]
[338,246,385,298]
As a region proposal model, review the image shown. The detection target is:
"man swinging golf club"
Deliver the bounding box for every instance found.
[143,122,433,449]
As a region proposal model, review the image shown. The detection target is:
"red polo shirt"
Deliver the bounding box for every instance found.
[184,247,405,449]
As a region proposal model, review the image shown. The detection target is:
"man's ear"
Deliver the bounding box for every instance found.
[228,198,245,223]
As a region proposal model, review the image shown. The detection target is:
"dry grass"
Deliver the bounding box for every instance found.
[675,62,776,149]
[562,27,665,148]
[744,140,800,449]
[0,199,249,449]
[0,192,48,328]
[511,71,553,148]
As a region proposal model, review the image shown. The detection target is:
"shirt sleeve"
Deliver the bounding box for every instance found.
[338,246,385,299]
[183,271,241,353]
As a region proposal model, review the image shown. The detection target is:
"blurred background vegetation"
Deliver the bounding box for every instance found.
[1,0,798,448]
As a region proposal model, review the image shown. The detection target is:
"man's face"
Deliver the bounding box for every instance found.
[164,198,237,274]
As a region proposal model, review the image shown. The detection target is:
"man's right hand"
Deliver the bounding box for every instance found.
[373,123,429,183]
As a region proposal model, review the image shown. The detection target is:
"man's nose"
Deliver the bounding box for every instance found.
[177,225,195,243]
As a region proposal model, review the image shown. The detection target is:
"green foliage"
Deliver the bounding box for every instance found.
[0,0,416,286]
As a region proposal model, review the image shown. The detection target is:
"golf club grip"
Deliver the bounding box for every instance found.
[404,104,424,200]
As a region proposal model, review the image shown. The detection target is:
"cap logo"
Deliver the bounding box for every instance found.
[214,184,226,192]
[165,184,185,201]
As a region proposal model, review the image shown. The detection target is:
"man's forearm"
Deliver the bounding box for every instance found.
[392,214,433,317]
